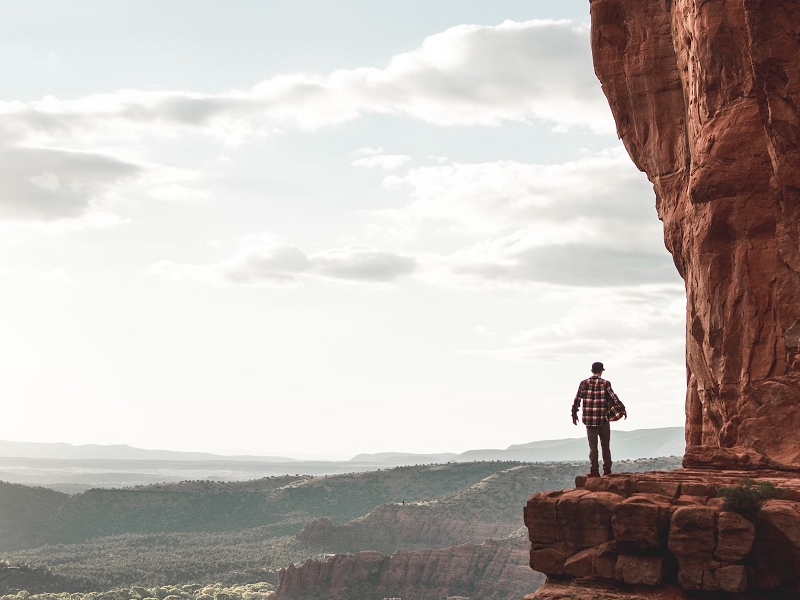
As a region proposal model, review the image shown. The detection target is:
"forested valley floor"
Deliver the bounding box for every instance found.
[0,457,682,598]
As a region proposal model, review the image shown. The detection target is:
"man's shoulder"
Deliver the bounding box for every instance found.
[582,376,608,385]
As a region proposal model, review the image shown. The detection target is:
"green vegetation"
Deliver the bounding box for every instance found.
[717,477,779,521]
[0,462,522,550]
[0,484,71,550]
[0,461,528,590]
[314,456,683,554]
[5,530,318,590]
[0,579,273,600]
[1,457,683,594]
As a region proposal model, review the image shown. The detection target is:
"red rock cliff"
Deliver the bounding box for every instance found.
[524,470,800,597]
[591,0,800,469]
[275,537,543,600]
[296,504,519,553]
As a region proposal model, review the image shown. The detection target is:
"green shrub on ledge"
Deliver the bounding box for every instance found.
[717,478,777,521]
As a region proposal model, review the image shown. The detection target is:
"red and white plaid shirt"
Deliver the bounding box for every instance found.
[571,375,623,427]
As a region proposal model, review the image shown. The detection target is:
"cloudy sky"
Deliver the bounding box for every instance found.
[0,0,686,459]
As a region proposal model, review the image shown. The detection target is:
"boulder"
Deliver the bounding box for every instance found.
[585,475,633,497]
[557,491,623,551]
[679,482,716,498]
[676,567,703,591]
[614,555,665,585]
[594,541,618,580]
[699,565,747,592]
[529,548,567,576]
[668,506,717,587]
[562,547,595,578]
[753,499,800,587]
[612,495,670,553]
[525,492,562,548]
[714,511,755,563]
[634,479,680,501]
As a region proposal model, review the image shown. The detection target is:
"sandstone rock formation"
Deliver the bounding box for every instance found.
[293,461,668,555]
[287,461,678,599]
[274,537,543,600]
[524,470,800,597]
[524,3,800,597]
[592,0,800,469]
[295,505,519,553]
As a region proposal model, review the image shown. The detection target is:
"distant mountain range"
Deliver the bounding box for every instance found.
[0,427,684,466]
[350,451,461,464]
[350,427,685,465]
[0,440,297,462]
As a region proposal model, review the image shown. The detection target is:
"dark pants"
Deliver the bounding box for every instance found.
[586,422,611,474]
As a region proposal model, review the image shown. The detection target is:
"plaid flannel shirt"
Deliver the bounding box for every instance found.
[571,375,624,427]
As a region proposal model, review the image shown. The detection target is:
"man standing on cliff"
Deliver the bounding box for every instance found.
[572,362,626,477]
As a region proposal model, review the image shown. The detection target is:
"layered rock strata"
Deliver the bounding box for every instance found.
[275,537,543,600]
[522,0,800,596]
[296,506,520,552]
[524,470,800,597]
[591,0,800,469]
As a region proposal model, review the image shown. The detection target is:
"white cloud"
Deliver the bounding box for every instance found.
[147,183,211,203]
[354,147,385,156]
[0,18,618,228]
[439,233,678,288]
[467,284,685,371]
[352,153,411,171]
[378,148,655,237]
[475,325,497,338]
[152,237,417,287]
[151,146,678,291]
[0,19,612,150]
[0,146,142,220]
[0,141,212,226]
[311,245,416,281]
[29,172,60,191]
[0,265,74,287]
[365,148,679,288]
[153,238,310,288]
[0,19,613,226]
[0,211,128,235]
[353,147,411,170]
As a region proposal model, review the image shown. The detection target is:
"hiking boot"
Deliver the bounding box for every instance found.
[586,472,600,478]
[603,469,612,476]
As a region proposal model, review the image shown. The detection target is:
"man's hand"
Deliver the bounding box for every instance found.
[572,417,578,426]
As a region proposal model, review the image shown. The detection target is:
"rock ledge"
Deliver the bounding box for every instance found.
[524,469,800,597]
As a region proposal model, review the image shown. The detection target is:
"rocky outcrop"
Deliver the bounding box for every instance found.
[523,4,800,596]
[591,0,800,469]
[295,506,517,554]
[295,517,336,542]
[275,536,543,600]
[524,579,688,600]
[292,461,680,558]
[524,470,800,597]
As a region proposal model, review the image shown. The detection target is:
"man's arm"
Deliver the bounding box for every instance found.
[606,381,627,419]
[571,384,582,425]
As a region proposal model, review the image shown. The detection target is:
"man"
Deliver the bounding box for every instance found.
[571,361,626,477]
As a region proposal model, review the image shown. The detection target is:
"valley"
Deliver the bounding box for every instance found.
[0,457,682,599]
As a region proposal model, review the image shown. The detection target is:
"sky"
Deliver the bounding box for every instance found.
[0,0,686,460]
